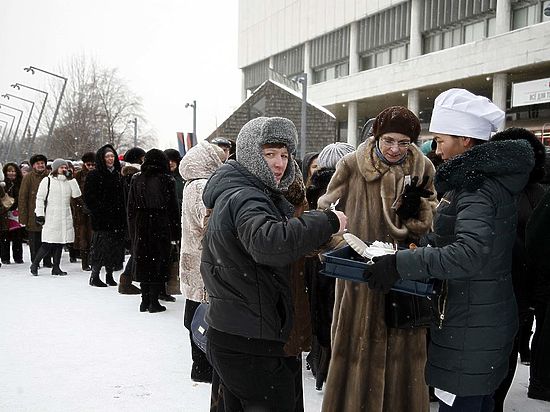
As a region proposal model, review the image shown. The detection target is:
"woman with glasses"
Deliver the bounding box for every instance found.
[318,106,438,411]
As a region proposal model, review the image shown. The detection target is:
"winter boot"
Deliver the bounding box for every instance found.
[158,283,176,302]
[30,263,38,276]
[51,267,68,276]
[148,284,166,313]
[118,273,141,295]
[105,270,118,287]
[89,267,107,287]
[140,284,150,313]
[81,251,92,271]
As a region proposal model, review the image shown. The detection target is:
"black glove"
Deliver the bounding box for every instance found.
[363,254,400,294]
[64,169,73,179]
[395,176,433,220]
[35,216,45,226]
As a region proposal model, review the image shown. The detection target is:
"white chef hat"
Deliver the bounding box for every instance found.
[429,88,505,141]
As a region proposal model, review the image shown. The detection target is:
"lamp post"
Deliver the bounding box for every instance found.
[185,100,196,140]
[0,112,15,162]
[0,104,24,163]
[11,83,49,156]
[24,66,67,140]
[296,73,308,158]
[2,93,35,160]
[128,117,138,147]
[0,120,8,142]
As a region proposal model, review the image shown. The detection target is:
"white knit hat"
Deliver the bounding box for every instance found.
[317,142,355,169]
[429,88,505,141]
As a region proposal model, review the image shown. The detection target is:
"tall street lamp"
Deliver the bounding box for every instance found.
[2,93,35,159]
[11,83,49,156]
[0,120,8,142]
[128,117,138,147]
[185,100,197,140]
[0,104,24,163]
[296,73,308,158]
[0,112,15,161]
[24,66,67,140]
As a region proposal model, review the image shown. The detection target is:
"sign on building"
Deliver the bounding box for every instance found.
[512,77,550,107]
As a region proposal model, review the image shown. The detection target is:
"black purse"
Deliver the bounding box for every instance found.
[384,290,433,329]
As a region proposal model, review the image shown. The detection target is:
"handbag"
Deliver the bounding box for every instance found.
[0,193,14,209]
[7,210,24,231]
[191,302,209,353]
[384,290,433,329]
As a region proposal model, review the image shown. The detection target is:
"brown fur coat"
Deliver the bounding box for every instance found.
[318,138,437,412]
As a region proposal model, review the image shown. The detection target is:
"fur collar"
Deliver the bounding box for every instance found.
[435,139,534,193]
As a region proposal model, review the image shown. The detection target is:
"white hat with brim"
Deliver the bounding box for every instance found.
[429,88,505,141]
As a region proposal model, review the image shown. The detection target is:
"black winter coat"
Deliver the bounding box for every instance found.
[201,160,339,346]
[127,165,181,283]
[396,140,534,397]
[525,187,550,304]
[84,145,126,233]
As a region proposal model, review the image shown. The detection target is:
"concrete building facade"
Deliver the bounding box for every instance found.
[238,0,550,145]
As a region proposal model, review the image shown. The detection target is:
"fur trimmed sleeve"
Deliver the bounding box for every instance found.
[317,158,351,210]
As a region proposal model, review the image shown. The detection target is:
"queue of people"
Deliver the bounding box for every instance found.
[0,86,549,412]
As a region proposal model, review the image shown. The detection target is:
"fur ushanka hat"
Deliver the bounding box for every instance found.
[372,106,421,143]
[236,116,297,191]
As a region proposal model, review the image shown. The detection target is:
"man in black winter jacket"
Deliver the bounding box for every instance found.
[365,89,535,412]
[201,116,346,412]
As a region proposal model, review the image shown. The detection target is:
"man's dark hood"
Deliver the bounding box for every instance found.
[95,144,121,173]
[435,139,534,194]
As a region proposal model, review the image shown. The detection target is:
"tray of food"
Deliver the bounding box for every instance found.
[321,234,440,297]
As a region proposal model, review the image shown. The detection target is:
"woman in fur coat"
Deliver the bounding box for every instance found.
[127,149,181,313]
[179,140,224,381]
[318,107,437,412]
[0,162,24,264]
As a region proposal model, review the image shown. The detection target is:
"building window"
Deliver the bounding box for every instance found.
[390,44,408,63]
[486,17,496,37]
[361,55,374,71]
[442,27,462,48]
[513,4,538,30]
[463,20,485,43]
[312,61,350,84]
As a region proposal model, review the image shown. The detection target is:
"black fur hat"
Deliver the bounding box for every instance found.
[124,147,146,165]
[142,148,169,174]
[81,152,95,164]
[29,154,47,166]
[164,148,182,164]
[490,127,545,183]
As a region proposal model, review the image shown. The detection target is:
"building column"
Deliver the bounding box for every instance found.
[408,89,420,117]
[496,0,512,35]
[347,101,358,147]
[241,70,247,102]
[349,21,359,74]
[493,73,508,131]
[409,0,423,58]
[304,41,313,81]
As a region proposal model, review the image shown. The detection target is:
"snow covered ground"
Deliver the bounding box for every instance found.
[0,246,548,411]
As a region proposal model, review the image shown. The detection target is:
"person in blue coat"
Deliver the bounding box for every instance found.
[365,89,535,412]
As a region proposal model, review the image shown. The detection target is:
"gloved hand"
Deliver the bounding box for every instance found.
[363,254,400,294]
[64,169,73,179]
[35,215,45,226]
[395,176,433,220]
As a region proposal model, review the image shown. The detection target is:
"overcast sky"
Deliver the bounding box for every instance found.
[0,0,242,150]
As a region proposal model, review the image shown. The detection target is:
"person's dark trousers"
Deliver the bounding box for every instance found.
[438,394,494,412]
[493,334,519,412]
[207,337,295,412]
[28,231,52,266]
[287,355,304,412]
[529,302,550,399]
[31,243,64,274]
[68,244,79,263]
[184,299,213,382]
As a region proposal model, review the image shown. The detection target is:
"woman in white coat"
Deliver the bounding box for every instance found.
[179,140,225,382]
[30,159,82,276]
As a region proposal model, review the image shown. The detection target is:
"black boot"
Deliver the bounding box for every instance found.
[89,267,107,287]
[158,283,176,302]
[30,263,38,276]
[140,283,150,312]
[148,284,166,313]
[81,251,91,271]
[52,267,68,276]
[51,246,67,276]
[105,270,118,286]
